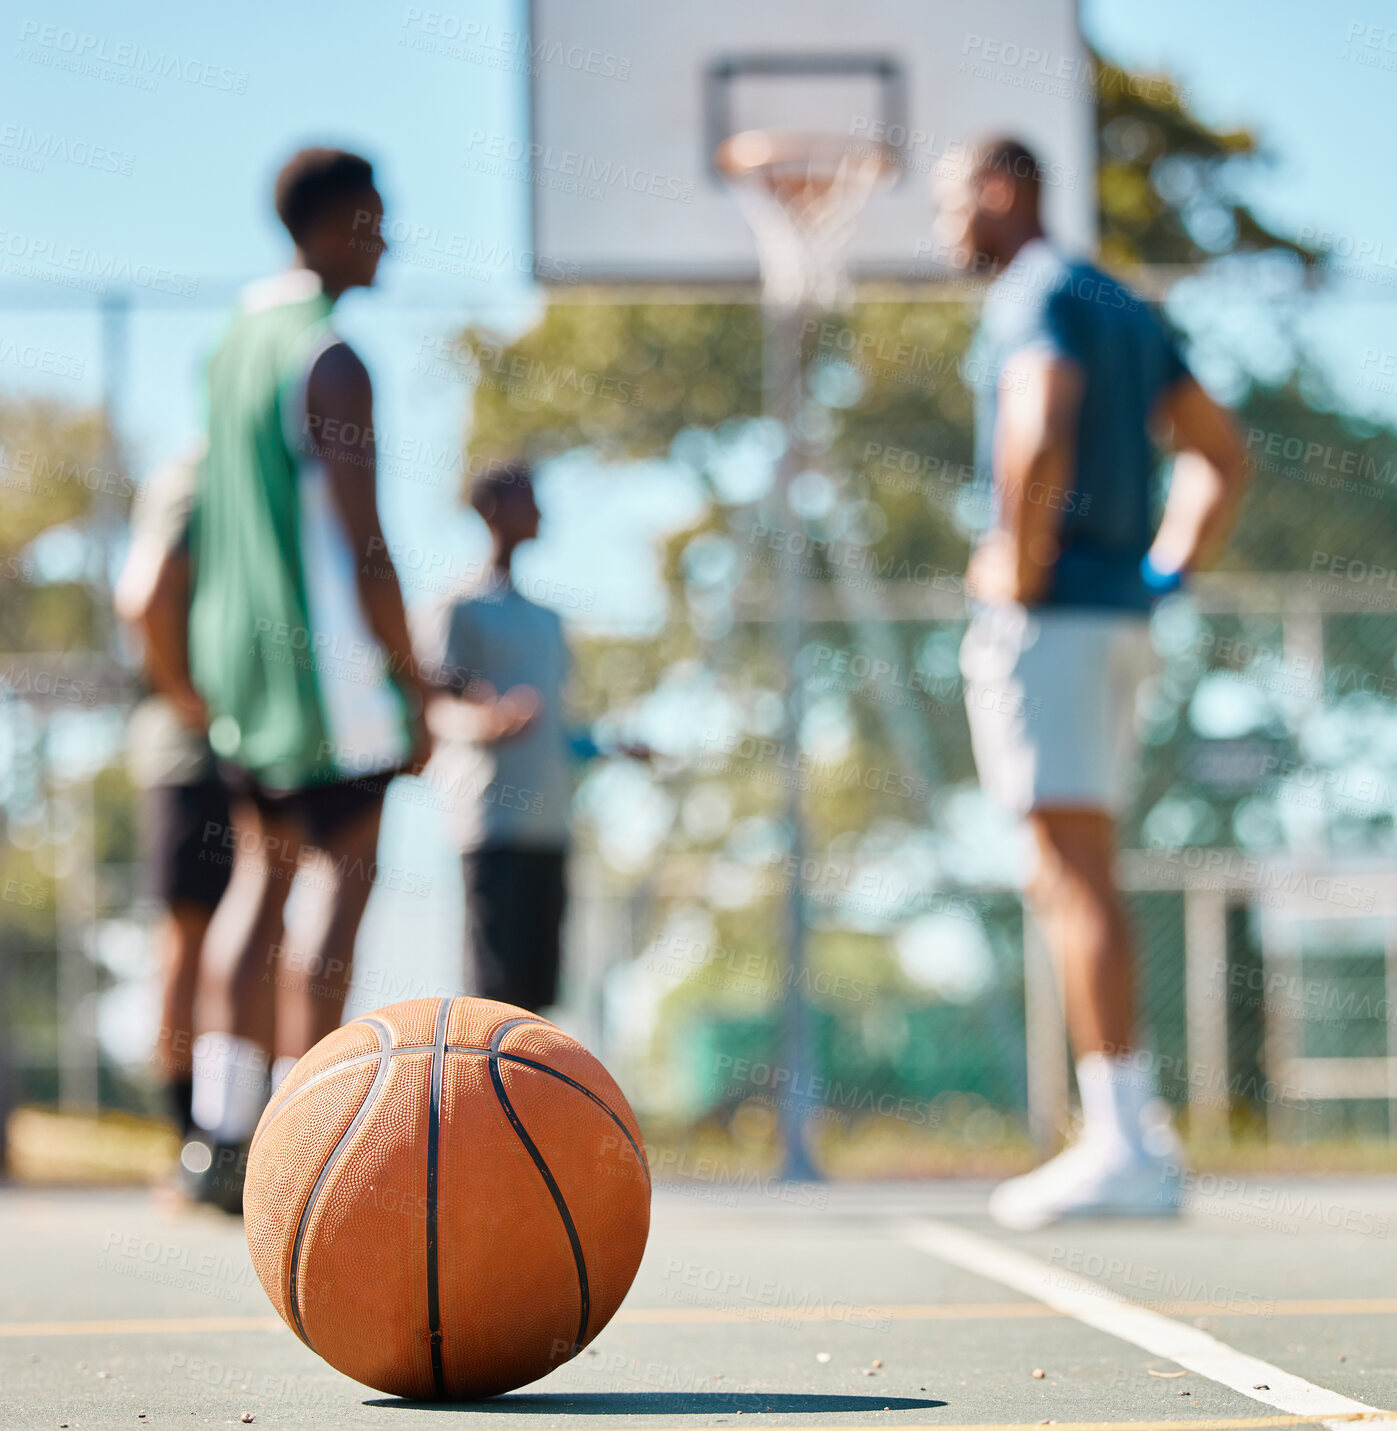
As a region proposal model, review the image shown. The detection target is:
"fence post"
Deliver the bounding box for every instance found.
[55,773,100,1116]
[1184,886,1230,1142]
[0,935,10,1174]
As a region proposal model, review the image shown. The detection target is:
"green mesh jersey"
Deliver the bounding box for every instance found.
[188,270,410,791]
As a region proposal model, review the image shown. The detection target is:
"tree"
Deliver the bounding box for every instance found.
[0,395,134,1114]
[449,46,1397,1151]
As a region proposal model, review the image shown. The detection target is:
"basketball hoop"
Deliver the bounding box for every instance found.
[715,129,900,310]
[713,127,898,1183]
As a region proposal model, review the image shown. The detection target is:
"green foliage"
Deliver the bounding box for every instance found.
[0,396,114,546]
[448,47,1397,1134]
[1224,384,1397,571]
[0,396,124,653]
[0,393,134,1110]
[1092,50,1317,271]
[461,304,763,464]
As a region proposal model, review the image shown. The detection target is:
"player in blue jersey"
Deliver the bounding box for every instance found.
[936,138,1250,1227]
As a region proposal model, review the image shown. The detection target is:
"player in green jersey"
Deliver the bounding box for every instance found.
[184,148,430,1208]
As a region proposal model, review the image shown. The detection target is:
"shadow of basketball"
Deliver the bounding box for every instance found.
[365,1391,948,1414]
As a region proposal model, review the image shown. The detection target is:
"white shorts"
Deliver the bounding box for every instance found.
[959,605,1156,817]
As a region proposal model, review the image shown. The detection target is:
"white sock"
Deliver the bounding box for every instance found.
[1076,1051,1150,1156]
[270,1056,298,1095]
[191,1033,269,1144]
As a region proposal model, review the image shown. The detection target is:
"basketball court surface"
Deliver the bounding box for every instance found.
[5,1179,1395,1429]
[4,3,1390,1430]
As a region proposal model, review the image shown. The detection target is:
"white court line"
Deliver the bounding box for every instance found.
[899,1219,1397,1431]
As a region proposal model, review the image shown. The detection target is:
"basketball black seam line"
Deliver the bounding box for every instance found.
[445,1025,643,1182]
[254,1034,642,1181]
[285,1016,392,1352]
[251,1030,626,1150]
[487,1017,591,1359]
[265,1013,632,1376]
[252,1042,492,1149]
[253,1051,381,1150]
[424,997,452,1399]
[491,1053,650,1187]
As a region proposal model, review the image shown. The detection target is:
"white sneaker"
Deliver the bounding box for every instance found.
[988,1139,1183,1231]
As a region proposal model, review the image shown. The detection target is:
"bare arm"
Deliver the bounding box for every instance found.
[413,600,539,746]
[114,537,206,727]
[305,342,431,771]
[968,352,1085,606]
[425,685,538,744]
[1148,376,1251,576]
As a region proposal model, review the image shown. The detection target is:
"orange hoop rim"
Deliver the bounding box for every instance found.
[714,129,900,198]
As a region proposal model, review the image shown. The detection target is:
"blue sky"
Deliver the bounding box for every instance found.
[5,0,1396,571]
[7,0,1397,1053]
[5,0,530,611]
[1086,0,1397,419]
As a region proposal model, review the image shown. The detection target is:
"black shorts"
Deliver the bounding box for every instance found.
[143,777,234,911]
[218,763,396,849]
[462,846,567,1013]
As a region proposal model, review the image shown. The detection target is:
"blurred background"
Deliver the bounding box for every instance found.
[4,0,1397,1187]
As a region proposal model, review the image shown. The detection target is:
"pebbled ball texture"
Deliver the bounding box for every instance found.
[244,997,651,1400]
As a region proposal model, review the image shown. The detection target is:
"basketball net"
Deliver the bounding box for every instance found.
[715,130,899,310]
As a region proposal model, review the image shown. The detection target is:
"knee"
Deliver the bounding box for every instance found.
[225,848,273,909]
[1025,841,1062,913]
[169,905,213,957]
[234,836,297,906]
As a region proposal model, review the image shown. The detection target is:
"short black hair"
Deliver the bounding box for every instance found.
[469,460,533,520]
[274,147,376,242]
[969,136,1044,200]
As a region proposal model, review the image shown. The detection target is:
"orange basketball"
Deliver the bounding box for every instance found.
[243,997,651,1400]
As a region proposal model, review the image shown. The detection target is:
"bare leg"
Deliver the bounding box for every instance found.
[196,799,302,1052]
[155,902,213,1081]
[183,799,302,1206]
[1027,806,1135,1058]
[275,801,384,1062]
[987,806,1176,1228]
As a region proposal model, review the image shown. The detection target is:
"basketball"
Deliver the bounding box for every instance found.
[242,997,651,1400]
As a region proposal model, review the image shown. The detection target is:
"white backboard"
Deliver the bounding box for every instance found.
[527,0,1095,284]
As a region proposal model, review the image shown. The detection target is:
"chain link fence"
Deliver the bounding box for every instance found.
[4,286,1397,1179]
